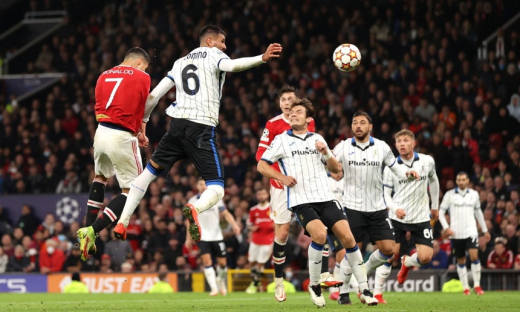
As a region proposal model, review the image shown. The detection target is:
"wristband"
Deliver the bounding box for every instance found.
[323,152,332,161]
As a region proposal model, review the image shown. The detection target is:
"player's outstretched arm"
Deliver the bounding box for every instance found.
[142,77,175,122]
[218,43,282,72]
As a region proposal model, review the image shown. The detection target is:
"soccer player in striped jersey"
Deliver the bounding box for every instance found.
[185,178,241,296]
[373,129,440,303]
[258,99,378,307]
[332,112,420,305]
[77,47,151,260]
[114,25,282,241]
[439,172,490,296]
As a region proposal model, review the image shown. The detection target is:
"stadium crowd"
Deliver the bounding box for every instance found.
[1,0,520,275]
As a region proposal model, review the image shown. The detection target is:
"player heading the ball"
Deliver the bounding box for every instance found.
[114,25,282,242]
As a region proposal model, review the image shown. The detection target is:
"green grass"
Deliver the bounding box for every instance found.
[0,292,518,311]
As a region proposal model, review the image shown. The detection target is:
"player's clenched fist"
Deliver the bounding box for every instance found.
[315,141,328,155]
[262,43,283,62]
[281,175,297,187]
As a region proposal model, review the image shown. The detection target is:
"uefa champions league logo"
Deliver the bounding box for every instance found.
[55,197,81,224]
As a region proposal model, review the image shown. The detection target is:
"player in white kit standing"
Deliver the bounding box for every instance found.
[114,25,282,241]
[185,178,241,296]
[373,129,440,303]
[439,172,490,296]
[258,99,378,308]
[332,112,420,305]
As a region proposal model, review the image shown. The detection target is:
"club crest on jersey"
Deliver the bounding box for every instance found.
[261,128,269,139]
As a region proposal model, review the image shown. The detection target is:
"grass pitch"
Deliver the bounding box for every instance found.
[0,291,518,311]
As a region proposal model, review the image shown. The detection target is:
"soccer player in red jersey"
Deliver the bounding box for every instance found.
[77,47,151,260]
[245,188,275,294]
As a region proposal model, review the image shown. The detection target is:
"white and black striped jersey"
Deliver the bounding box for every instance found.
[384,153,436,223]
[439,188,486,239]
[165,47,229,127]
[188,195,225,241]
[333,136,407,212]
[328,175,344,204]
[261,130,335,209]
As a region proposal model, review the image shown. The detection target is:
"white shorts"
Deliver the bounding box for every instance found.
[93,125,143,189]
[269,185,292,224]
[248,243,273,264]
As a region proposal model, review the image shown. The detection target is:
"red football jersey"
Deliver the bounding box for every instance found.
[95,65,151,133]
[256,114,315,189]
[247,204,275,245]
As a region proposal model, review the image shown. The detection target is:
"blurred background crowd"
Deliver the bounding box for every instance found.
[1,0,520,275]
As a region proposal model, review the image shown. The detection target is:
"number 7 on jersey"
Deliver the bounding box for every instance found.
[104,78,123,109]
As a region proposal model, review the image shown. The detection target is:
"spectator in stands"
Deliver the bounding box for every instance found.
[487,237,514,269]
[7,245,31,272]
[478,234,494,267]
[41,214,55,236]
[63,245,82,272]
[507,94,520,123]
[0,207,12,236]
[55,170,82,194]
[16,205,39,236]
[104,231,133,271]
[99,254,113,273]
[1,234,14,257]
[39,239,65,273]
[0,246,8,273]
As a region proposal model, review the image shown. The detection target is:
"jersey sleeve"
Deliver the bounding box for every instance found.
[247,208,255,226]
[383,167,394,188]
[427,156,436,177]
[382,142,397,167]
[208,48,230,72]
[256,121,276,161]
[260,135,285,164]
[440,191,451,211]
[332,141,345,163]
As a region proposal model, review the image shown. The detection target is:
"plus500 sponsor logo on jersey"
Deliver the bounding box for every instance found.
[348,160,381,166]
[0,275,48,293]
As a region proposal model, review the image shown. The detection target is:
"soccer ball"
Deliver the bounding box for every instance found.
[55,197,81,224]
[332,44,362,72]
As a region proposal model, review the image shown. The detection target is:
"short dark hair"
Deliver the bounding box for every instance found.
[124,47,151,63]
[199,25,226,41]
[457,171,469,179]
[353,111,373,124]
[278,85,297,98]
[291,98,316,119]
[72,272,81,282]
[158,271,168,281]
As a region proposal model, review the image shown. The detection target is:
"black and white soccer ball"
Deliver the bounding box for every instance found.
[55,197,80,224]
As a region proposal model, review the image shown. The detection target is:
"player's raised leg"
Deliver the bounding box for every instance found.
[116,123,186,239]
[398,244,433,284]
[182,122,226,242]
